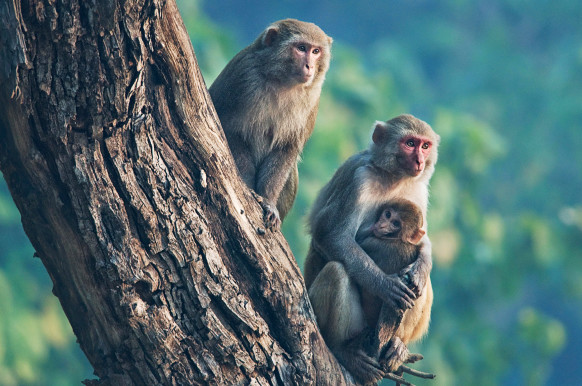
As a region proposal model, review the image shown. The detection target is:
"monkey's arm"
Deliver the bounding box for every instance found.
[255,144,299,228]
[400,236,432,296]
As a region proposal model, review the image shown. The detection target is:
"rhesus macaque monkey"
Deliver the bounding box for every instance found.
[304,114,439,382]
[357,201,433,372]
[209,19,333,228]
[309,199,432,383]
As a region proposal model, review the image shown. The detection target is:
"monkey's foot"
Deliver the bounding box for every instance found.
[261,201,281,229]
[335,348,384,385]
[379,336,409,372]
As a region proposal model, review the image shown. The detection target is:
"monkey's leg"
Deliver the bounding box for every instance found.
[309,262,384,384]
[225,132,257,189]
[303,242,327,290]
[255,145,298,228]
[374,303,435,383]
[309,262,365,348]
[366,300,405,360]
[276,164,298,221]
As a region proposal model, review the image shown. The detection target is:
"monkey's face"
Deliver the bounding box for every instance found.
[371,201,425,244]
[372,208,402,239]
[397,135,435,177]
[290,42,323,85]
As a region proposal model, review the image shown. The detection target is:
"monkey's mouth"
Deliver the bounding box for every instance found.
[299,74,313,84]
[410,168,424,177]
[373,229,399,239]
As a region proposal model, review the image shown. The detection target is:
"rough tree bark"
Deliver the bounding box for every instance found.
[0,0,349,384]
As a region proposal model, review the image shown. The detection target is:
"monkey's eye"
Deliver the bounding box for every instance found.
[297,45,307,52]
[406,139,415,147]
[384,210,391,219]
[313,48,320,54]
[393,220,401,229]
[422,142,430,150]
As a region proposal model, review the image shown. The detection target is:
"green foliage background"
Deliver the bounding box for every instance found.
[1,0,581,384]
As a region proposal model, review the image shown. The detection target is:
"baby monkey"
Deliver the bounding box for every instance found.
[309,199,433,384]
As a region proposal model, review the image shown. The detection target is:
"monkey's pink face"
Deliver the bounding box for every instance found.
[292,42,322,84]
[372,208,402,239]
[399,136,433,176]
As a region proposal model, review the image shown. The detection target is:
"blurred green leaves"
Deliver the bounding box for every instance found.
[0,194,19,225]
[518,308,566,357]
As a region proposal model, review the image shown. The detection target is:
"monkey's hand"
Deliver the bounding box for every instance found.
[379,336,409,373]
[399,260,430,297]
[382,273,416,310]
[261,201,281,229]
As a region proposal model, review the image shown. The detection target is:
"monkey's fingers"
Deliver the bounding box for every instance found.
[399,263,417,287]
[387,276,417,309]
[353,356,384,384]
[393,274,417,297]
[338,349,384,384]
[383,291,413,311]
[379,337,409,373]
[410,274,425,295]
[405,353,423,364]
[399,263,426,296]
[261,202,281,229]
[264,212,281,229]
[391,289,415,310]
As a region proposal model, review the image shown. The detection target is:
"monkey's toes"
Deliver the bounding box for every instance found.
[262,205,281,229]
[344,351,384,385]
[379,337,409,372]
[405,353,424,364]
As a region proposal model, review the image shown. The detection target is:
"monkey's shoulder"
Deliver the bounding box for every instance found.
[209,57,257,110]
[313,152,368,201]
[332,150,372,182]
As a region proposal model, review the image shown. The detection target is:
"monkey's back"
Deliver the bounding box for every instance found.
[308,150,371,231]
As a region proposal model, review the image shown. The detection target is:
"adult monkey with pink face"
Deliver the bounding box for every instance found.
[209,19,332,228]
[304,114,439,383]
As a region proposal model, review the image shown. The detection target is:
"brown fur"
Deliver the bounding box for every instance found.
[305,115,439,383]
[304,114,439,292]
[358,200,432,346]
[309,200,433,383]
[209,19,332,227]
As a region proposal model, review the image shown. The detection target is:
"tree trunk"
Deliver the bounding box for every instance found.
[0,0,349,384]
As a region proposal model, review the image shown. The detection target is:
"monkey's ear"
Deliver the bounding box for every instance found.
[407,229,425,245]
[372,121,389,144]
[262,27,279,47]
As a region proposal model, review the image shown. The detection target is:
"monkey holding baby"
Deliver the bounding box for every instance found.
[305,114,439,384]
[209,19,332,228]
